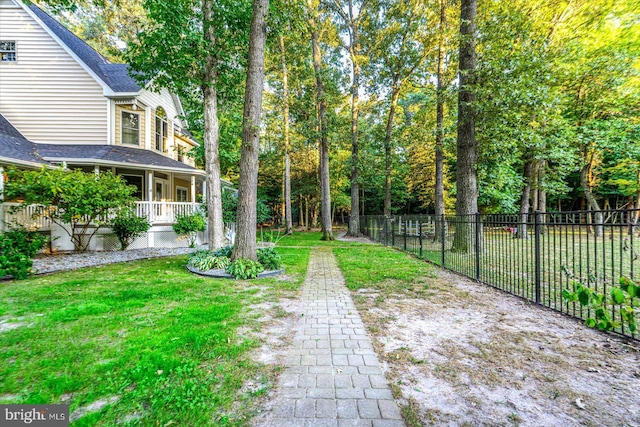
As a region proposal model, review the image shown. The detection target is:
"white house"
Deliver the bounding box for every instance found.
[0,0,229,250]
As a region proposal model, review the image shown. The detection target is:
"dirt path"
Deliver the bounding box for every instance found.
[354,269,640,427]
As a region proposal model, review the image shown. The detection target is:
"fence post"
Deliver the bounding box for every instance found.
[403,215,407,251]
[535,210,541,304]
[392,217,395,247]
[419,215,423,258]
[441,214,446,267]
[383,217,387,246]
[475,212,481,280]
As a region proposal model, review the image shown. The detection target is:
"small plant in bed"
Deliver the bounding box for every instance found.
[187,250,231,271]
[187,246,282,279]
[225,258,264,280]
[257,247,283,270]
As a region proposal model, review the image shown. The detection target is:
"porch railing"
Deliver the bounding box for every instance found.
[134,202,203,225]
[1,202,203,231]
[0,203,52,231]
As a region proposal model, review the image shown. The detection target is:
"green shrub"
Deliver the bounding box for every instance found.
[0,226,48,280]
[111,208,151,250]
[225,258,264,280]
[187,250,231,271]
[173,212,206,248]
[4,167,135,253]
[212,245,233,258]
[257,247,283,270]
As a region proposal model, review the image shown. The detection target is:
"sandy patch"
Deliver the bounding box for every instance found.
[245,297,302,365]
[0,316,26,333]
[356,270,640,427]
[70,395,121,422]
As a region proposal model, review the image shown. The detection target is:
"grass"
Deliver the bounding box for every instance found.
[0,246,310,426]
[0,232,440,426]
[333,244,435,294]
[276,230,345,247]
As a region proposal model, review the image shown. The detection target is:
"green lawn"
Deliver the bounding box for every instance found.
[0,246,310,426]
[333,244,435,293]
[0,232,440,426]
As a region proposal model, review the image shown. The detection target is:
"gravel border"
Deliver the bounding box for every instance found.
[31,246,206,275]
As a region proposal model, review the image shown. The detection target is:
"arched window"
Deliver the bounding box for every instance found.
[155,107,168,153]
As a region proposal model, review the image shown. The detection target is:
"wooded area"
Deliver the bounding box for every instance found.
[45,0,639,242]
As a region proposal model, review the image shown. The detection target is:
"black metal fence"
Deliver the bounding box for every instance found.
[360,210,639,341]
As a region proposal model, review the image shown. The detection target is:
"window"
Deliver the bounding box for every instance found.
[121,111,140,146]
[155,107,168,153]
[176,187,189,202]
[121,175,144,200]
[177,145,185,163]
[0,41,16,62]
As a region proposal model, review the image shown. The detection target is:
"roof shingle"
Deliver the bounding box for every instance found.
[0,115,46,166]
[35,144,202,173]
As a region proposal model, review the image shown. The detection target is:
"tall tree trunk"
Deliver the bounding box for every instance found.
[383,82,400,216]
[309,19,333,241]
[203,0,224,250]
[347,45,361,236]
[280,35,293,235]
[517,159,533,239]
[453,0,479,253]
[539,159,547,234]
[580,158,603,237]
[434,0,447,241]
[233,0,269,261]
[531,161,540,211]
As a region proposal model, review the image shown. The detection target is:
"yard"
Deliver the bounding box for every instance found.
[0,232,638,426]
[0,245,310,426]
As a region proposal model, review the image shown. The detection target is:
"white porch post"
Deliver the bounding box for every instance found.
[202,180,207,203]
[190,176,196,203]
[94,165,100,176]
[146,170,154,222]
[146,170,155,249]
[147,170,154,201]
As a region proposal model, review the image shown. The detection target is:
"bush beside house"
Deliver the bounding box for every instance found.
[3,167,136,253]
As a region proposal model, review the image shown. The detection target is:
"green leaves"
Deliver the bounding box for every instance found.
[187,250,231,270]
[0,226,49,280]
[225,258,264,279]
[256,247,283,270]
[111,208,151,250]
[4,167,136,252]
[610,288,626,305]
[562,276,638,333]
[173,212,207,247]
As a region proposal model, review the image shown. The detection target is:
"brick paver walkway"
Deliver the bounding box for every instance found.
[258,248,405,427]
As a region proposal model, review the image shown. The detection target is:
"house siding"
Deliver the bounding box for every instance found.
[0,2,108,144]
[175,134,196,167]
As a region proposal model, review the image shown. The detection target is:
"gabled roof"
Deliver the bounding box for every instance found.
[0,115,47,167]
[27,2,142,94]
[35,144,204,175]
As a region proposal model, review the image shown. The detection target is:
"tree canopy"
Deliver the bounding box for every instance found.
[47,0,640,228]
